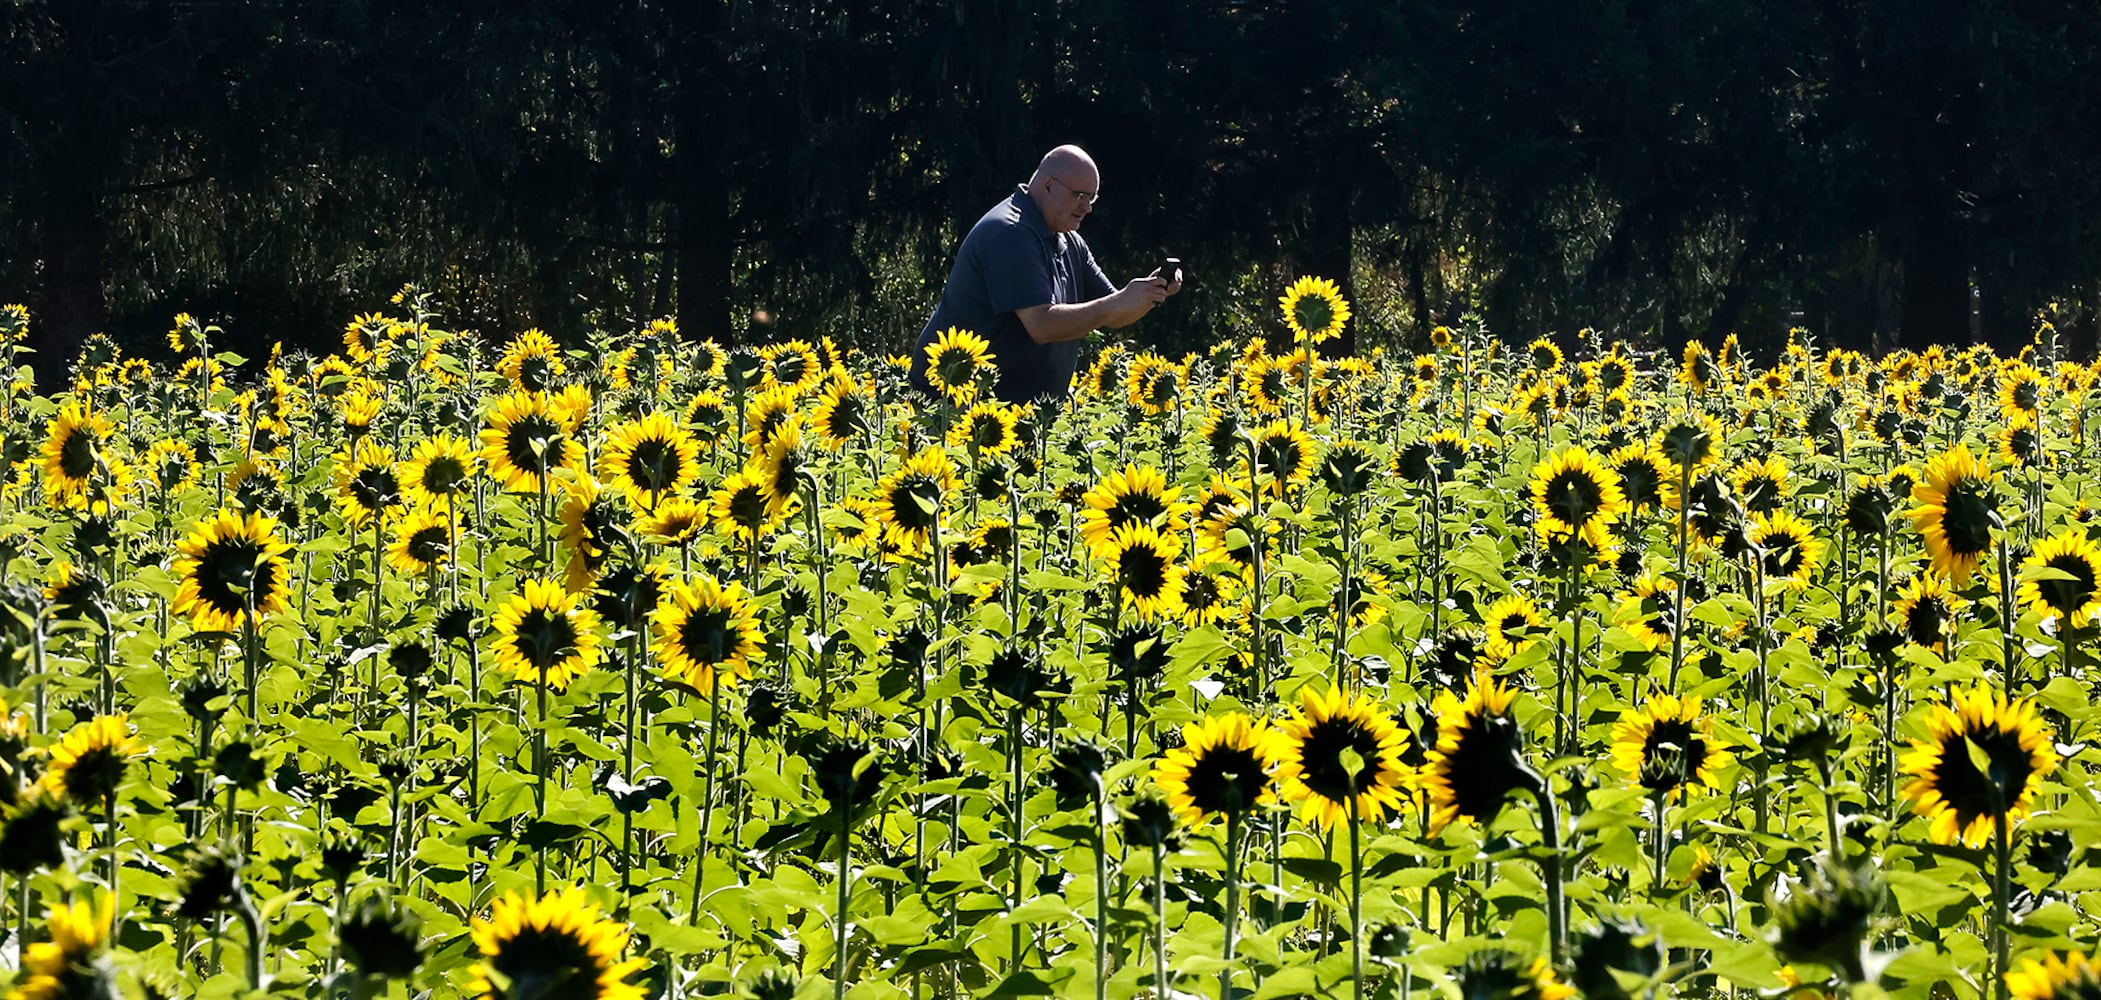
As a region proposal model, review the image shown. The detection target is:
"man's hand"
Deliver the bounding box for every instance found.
[1119,275,1170,317]
[1148,268,1184,297]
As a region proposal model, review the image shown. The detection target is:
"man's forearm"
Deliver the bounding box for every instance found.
[1021,295,1144,344]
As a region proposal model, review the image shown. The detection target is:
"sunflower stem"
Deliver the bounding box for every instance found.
[1650,787,1668,895]
[534,670,548,895]
[834,810,856,1000]
[1531,778,1567,965]
[1222,812,1243,1000]
[1152,840,1170,1000]
[1668,462,1691,688]
[690,670,721,926]
[1094,786,1108,1000]
[1992,816,2012,1000]
[1008,704,1026,971]
[1817,759,1844,865]
[1997,534,2019,696]
[1348,804,1364,1000]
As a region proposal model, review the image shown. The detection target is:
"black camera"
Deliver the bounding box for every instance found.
[1157,256,1183,287]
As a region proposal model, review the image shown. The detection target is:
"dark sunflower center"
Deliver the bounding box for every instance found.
[1640,719,1708,786]
[1905,596,1950,645]
[1294,297,1335,334]
[826,396,867,438]
[626,437,681,493]
[728,483,772,531]
[934,347,979,388]
[2038,553,2097,615]
[767,448,805,499]
[197,537,278,618]
[60,743,128,804]
[1660,425,1710,467]
[59,426,97,480]
[1929,725,2036,824]
[1116,542,1170,598]
[518,355,555,393]
[1544,470,1605,527]
[677,606,737,666]
[1106,490,1167,532]
[1443,713,1533,825]
[421,456,468,497]
[505,415,565,476]
[1257,436,1304,480]
[1296,716,1387,804]
[1259,368,1288,400]
[1741,475,1783,513]
[1940,483,1998,556]
[486,923,605,1000]
[773,354,808,387]
[1761,534,1804,577]
[1184,572,1224,612]
[2014,382,2040,410]
[886,476,941,534]
[512,607,581,671]
[352,467,403,513]
[1618,461,1661,508]
[970,414,1006,448]
[407,526,450,565]
[1182,743,1271,818]
[158,456,190,489]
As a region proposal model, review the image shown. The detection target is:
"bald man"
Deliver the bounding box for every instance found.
[910,145,1182,403]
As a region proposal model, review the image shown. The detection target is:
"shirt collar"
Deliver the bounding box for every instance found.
[1012,184,1053,237]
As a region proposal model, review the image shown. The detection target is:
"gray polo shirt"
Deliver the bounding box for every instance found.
[911,186,1115,403]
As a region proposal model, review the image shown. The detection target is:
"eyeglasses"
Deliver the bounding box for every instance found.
[1048,176,1099,206]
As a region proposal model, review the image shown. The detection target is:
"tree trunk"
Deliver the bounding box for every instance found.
[30,169,108,391]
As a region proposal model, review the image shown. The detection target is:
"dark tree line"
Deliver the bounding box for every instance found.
[7,0,2101,386]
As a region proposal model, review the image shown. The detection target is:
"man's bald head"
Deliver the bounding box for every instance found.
[1028,145,1099,234]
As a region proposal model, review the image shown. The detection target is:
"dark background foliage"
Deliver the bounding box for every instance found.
[7,0,2101,385]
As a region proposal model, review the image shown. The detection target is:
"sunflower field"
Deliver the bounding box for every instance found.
[5,284,2101,1000]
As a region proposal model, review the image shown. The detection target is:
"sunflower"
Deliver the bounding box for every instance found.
[1242,355,1290,415]
[1997,415,2045,470]
[740,387,800,453]
[1911,444,2000,583]
[1271,685,1413,828]
[482,392,584,495]
[1252,419,1316,498]
[1279,276,1351,346]
[829,495,888,554]
[639,498,710,547]
[40,715,145,807]
[710,467,790,545]
[1100,522,1185,622]
[173,509,294,634]
[39,402,117,508]
[1608,441,1673,512]
[1453,949,1576,1000]
[1423,670,1537,834]
[400,434,480,511]
[1609,694,1732,796]
[1999,361,2046,420]
[752,418,810,516]
[388,508,453,575]
[340,387,384,437]
[497,328,567,393]
[468,888,646,1000]
[2007,951,2101,1000]
[1899,685,2057,846]
[1480,594,1546,663]
[1680,342,1720,392]
[334,439,404,527]
[1529,447,1629,550]
[653,575,763,693]
[1732,454,1792,514]
[1892,573,1964,651]
[1526,337,1564,373]
[1150,712,1281,826]
[491,579,604,691]
[343,312,395,365]
[1124,353,1185,415]
[600,413,701,512]
[872,448,954,556]
[1748,510,1824,592]
[1179,547,1245,628]
[1079,464,1186,555]
[1654,414,1725,475]
[141,437,199,496]
[11,892,115,1000]
[557,474,625,592]
[1614,573,1678,653]
[2018,531,2101,628]
[1429,325,1453,349]
[810,374,875,451]
[923,327,995,403]
[947,400,1021,456]
[686,391,732,447]
[758,339,824,396]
